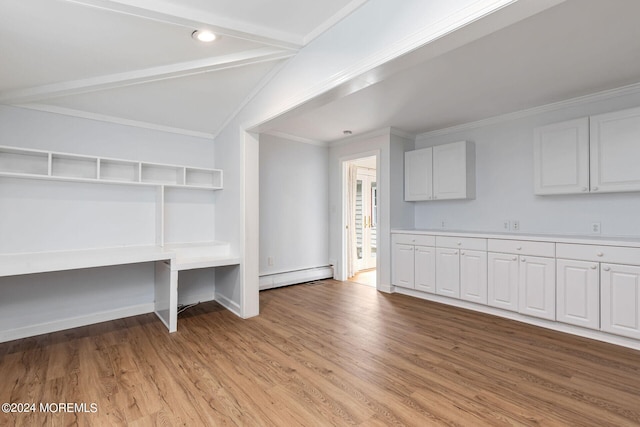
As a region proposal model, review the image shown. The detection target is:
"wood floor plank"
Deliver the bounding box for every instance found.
[1,279,639,426]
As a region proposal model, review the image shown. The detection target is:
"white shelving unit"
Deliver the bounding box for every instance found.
[0,144,234,342]
[0,145,223,189]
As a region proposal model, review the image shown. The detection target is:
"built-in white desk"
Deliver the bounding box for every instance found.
[0,242,240,340]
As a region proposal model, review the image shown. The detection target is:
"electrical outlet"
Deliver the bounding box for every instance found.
[503,220,511,231]
[267,256,274,266]
[512,220,520,231]
[591,222,601,234]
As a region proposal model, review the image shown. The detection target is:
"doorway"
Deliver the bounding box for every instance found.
[345,155,377,287]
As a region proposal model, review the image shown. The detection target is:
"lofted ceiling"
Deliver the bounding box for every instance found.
[266,0,640,143]
[0,0,368,138]
[3,1,640,144]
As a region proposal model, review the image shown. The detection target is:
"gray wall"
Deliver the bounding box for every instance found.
[259,133,329,276]
[413,89,640,238]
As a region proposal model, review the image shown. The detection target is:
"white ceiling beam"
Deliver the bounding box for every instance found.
[0,48,295,104]
[65,0,303,50]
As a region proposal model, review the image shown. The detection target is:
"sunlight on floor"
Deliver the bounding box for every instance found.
[348,269,376,287]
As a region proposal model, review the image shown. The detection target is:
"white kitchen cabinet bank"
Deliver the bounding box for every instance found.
[392,230,640,350]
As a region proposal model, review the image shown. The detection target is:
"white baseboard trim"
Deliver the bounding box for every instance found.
[259,266,334,290]
[394,287,640,351]
[0,303,155,344]
[215,292,242,318]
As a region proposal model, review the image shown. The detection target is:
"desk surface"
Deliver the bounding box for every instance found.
[0,242,239,277]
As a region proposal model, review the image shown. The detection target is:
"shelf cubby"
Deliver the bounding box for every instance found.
[185,167,222,189]
[51,154,98,179]
[141,164,185,185]
[0,145,222,190]
[99,158,140,183]
[0,147,49,176]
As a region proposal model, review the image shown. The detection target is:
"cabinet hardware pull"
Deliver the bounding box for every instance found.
[461,251,465,255]
[597,252,603,257]
[591,265,597,269]
[603,266,611,271]
[516,246,522,250]
[521,258,526,262]
[457,242,461,245]
[593,186,599,191]
[512,256,517,261]
[582,187,588,191]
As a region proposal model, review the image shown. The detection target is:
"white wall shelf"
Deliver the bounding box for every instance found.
[0,144,228,343]
[99,158,140,182]
[0,146,50,175]
[0,145,223,190]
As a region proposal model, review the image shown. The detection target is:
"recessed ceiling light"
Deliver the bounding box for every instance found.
[192,30,217,43]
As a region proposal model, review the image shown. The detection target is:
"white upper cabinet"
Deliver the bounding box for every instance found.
[590,106,640,193]
[432,141,475,200]
[404,147,433,201]
[404,141,475,201]
[534,106,640,195]
[533,117,589,195]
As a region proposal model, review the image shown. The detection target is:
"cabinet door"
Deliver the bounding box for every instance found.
[518,256,556,320]
[601,263,640,339]
[436,248,460,298]
[488,252,519,312]
[432,141,472,200]
[556,259,599,329]
[415,245,436,293]
[533,117,589,195]
[590,106,640,193]
[392,243,415,289]
[460,250,487,304]
[404,148,432,201]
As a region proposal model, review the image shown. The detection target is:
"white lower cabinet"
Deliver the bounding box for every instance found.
[435,248,460,298]
[518,256,556,320]
[393,233,640,347]
[414,246,436,293]
[488,252,519,312]
[601,263,640,340]
[556,259,600,329]
[460,250,487,304]
[392,234,436,293]
[487,253,555,319]
[392,243,415,289]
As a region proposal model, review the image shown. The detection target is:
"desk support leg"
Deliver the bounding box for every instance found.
[154,261,178,333]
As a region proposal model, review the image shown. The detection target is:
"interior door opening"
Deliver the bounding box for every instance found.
[345,155,377,287]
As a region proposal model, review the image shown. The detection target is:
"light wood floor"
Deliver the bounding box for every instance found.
[1,280,639,426]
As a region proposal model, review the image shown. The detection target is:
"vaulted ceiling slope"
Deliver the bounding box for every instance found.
[0,0,368,138]
[267,0,640,143]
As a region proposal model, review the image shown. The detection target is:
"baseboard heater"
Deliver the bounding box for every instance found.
[259,266,334,290]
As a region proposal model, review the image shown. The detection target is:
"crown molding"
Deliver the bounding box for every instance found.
[416,81,640,141]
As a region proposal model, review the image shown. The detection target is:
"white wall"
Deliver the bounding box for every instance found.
[215,0,521,315]
[259,134,329,276]
[0,105,218,337]
[413,88,640,238]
